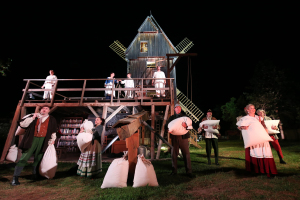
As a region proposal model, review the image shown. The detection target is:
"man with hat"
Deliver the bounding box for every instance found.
[165,103,193,177]
[198,109,221,165]
[11,105,58,186]
[256,109,286,164]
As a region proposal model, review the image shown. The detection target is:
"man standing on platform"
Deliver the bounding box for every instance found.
[166,104,193,177]
[11,105,58,186]
[41,70,57,100]
[152,66,166,98]
[198,109,221,165]
[257,109,286,164]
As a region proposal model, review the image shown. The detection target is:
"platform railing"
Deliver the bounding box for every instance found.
[21,78,175,106]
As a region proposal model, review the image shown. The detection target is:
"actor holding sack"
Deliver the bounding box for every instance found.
[256,109,286,164]
[166,104,193,177]
[198,109,221,165]
[11,105,58,186]
[77,117,104,178]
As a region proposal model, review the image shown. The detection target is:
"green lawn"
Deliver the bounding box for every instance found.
[0,140,299,200]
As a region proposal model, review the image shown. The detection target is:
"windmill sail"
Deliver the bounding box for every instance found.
[109,40,127,61]
[176,37,194,54]
[176,88,203,123]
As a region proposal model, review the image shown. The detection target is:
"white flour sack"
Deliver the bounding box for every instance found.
[101,157,129,188]
[236,116,272,148]
[168,117,193,135]
[133,155,159,187]
[39,144,57,179]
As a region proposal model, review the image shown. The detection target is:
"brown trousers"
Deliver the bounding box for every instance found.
[171,136,192,174]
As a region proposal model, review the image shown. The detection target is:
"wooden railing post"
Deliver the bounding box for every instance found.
[20,80,30,107]
[80,80,87,106]
[151,104,155,159]
[50,80,58,106]
[141,78,144,103]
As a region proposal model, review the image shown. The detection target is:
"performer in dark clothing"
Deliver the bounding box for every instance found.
[11,105,58,186]
[166,104,193,177]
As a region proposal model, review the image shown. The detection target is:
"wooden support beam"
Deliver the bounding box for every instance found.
[151,104,155,159]
[105,105,124,122]
[87,105,100,118]
[80,80,87,106]
[0,104,21,162]
[141,124,145,145]
[156,105,169,159]
[50,80,58,107]
[126,130,139,182]
[35,105,40,113]
[49,106,58,114]
[101,106,108,147]
[20,80,31,107]
[17,106,27,162]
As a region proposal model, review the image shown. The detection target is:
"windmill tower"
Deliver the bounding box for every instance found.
[109,14,203,148]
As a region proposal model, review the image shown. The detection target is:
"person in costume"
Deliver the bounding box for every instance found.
[11,105,58,186]
[166,104,193,177]
[77,117,104,177]
[238,104,277,178]
[121,73,135,98]
[198,109,221,165]
[152,66,166,97]
[41,70,57,100]
[105,72,119,99]
[256,109,286,164]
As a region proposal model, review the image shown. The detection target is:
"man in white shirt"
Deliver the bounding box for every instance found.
[41,70,57,100]
[152,66,166,97]
[198,109,221,165]
[121,73,134,98]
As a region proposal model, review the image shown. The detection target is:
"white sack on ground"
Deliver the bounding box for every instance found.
[264,120,280,134]
[39,144,57,179]
[101,158,129,188]
[168,116,193,135]
[133,154,159,187]
[236,116,272,148]
[6,145,18,162]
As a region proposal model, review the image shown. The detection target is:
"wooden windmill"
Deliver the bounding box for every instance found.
[109,14,203,148]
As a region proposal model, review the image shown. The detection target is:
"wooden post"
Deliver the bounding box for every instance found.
[0,104,21,162]
[141,124,145,145]
[20,80,30,107]
[101,105,108,147]
[126,130,139,181]
[50,80,58,106]
[151,104,155,159]
[17,106,27,161]
[80,80,87,106]
[35,105,40,113]
[156,105,169,159]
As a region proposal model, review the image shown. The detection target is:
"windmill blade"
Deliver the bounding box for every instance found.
[176,37,194,54]
[109,40,127,61]
[176,88,204,123]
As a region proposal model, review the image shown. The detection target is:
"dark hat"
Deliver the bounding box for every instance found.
[39,105,51,111]
[207,109,212,113]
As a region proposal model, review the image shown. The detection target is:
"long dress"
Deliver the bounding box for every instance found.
[245,115,277,177]
[77,136,102,177]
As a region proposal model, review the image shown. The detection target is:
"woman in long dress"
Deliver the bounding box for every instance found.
[77,119,102,178]
[238,104,277,178]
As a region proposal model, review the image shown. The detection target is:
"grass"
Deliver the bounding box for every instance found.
[0,140,299,200]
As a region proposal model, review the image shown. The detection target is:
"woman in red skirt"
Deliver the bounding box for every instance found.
[238,104,277,178]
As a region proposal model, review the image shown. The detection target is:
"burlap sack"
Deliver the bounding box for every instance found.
[133,155,159,187]
[168,116,193,135]
[39,144,57,179]
[6,145,18,162]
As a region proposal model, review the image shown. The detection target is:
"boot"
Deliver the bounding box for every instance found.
[277,151,286,164]
[32,166,38,180]
[11,176,20,186]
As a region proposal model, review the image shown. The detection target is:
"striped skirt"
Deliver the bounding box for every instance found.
[77,140,102,177]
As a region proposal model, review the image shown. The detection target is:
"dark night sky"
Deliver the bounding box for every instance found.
[0,2,299,118]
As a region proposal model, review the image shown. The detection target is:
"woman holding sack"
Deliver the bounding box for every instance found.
[237,104,277,178]
[77,118,103,178]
